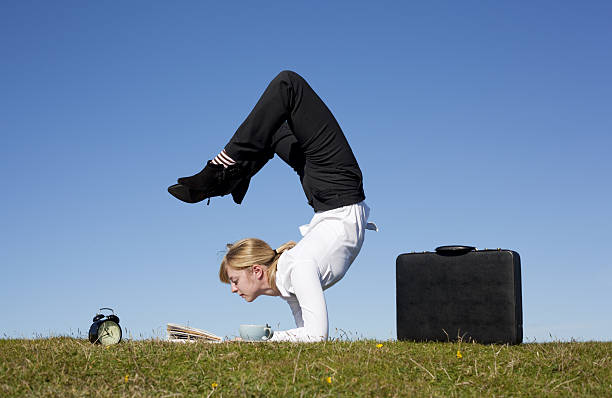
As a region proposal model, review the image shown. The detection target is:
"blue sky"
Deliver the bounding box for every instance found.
[1,1,610,342]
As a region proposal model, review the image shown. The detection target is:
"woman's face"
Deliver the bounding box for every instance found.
[226,266,262,302]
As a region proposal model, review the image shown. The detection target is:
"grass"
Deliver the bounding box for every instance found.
[1,338,610,397]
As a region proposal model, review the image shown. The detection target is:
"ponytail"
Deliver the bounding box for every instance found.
[266,241,297,290]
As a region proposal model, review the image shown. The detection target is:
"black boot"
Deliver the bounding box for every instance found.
[172,161,244,201]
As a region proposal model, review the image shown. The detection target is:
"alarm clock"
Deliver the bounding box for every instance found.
[88,307,122,345]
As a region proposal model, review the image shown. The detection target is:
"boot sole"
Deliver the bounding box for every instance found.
[168,184,208,204]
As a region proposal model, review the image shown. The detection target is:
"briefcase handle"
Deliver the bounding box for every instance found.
[435,245,475,256]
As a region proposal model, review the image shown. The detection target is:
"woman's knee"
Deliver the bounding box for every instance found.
[273,70,304,86]
[277,70,296,79]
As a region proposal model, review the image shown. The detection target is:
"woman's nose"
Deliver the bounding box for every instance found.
[231,285,238,293]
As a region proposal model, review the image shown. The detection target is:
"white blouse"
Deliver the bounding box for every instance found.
[269,201,376,342]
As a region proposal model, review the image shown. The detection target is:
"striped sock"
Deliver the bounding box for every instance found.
[211,149,236,168]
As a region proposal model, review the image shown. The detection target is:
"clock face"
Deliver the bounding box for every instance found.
[98,320,122,345]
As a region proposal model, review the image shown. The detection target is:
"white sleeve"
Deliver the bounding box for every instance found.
[269,261,328,342]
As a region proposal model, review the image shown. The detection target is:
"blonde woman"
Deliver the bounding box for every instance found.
[169,71,375,341]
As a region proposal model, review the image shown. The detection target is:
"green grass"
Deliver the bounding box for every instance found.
[1,338,610,397]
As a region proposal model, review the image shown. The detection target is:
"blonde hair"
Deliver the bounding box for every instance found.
[219,238,297,291]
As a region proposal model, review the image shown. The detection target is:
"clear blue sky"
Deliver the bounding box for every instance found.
[1,1,610,342]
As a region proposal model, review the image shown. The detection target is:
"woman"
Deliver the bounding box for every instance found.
[169,70,375,342]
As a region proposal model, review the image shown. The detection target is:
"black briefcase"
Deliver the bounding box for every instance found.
[396,246,523,344]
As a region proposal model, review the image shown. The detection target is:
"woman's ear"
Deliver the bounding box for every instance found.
[251,264,265,279]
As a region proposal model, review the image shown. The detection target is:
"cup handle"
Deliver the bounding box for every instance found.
[262,327,273,341]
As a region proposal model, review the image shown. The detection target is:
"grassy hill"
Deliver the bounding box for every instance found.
[1,338,610,397]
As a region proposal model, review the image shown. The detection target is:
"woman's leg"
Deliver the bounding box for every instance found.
[169,120,307,204]
[223,70,344,161]
[170,70,364,210]
[172,71,342,201]
[230,122,305,204]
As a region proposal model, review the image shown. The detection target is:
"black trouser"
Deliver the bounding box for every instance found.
[225,71,365,212]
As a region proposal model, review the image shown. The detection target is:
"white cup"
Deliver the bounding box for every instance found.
[239,324,273,341]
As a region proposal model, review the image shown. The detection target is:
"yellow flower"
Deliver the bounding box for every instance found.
[211,382,218,389]
[124,375,129,383]
[456,350,462,359]
[325,376,332,384]
[376,343,383,348]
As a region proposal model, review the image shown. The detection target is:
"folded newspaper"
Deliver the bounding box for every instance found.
[166,323,222,343]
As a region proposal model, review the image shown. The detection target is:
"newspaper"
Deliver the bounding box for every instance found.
[166,323,222,343]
